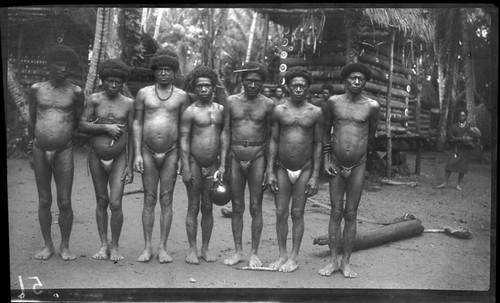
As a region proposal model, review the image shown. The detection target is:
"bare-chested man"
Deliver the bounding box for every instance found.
[28,44,84,260]
[78,59,135,261]
[319,63,379,278]
[133,48,190,263]
[217,62,274,267]
[266,67,323,273]
[180,66,224,264]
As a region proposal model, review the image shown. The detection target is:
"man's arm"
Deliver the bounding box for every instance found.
[28,85,38,138]
[218,98,231,179]
[132,89,146,173]
[126,99,136,168]
[368,101,380,146]
[311,109,324,179]
[322,98,333,164]
[179,107,193,180]
[265,109,279,193]
[73,87,85,131]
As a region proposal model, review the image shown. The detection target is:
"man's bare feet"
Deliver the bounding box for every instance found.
[248,254,262,267]
[200,250,216,262]
[279,259,299,273]
[60,247,77,261]
[185,250,199,264]
[340,262,357,278]
[269,257,287,270]
[434,183,446,189]
[158,248,173,263]
[137,247,153,262]
[318,262,340,276]
[224,252,243,266]
[34,246,55,260]
[92,246,109,260]
[110,247,124,261]
[456,185,462,191]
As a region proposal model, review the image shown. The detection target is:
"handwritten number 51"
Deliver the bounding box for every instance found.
[18,276,43,298]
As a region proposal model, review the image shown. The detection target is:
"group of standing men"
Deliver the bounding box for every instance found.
[28,43,379,278]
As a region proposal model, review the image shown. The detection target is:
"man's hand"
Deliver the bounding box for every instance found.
[106,124,125,140]
[266,172,278,194]
[121,166,134,184]
[182,169,194,184]
[324,160,337,177]
[133,155,144,173]
[305,177,319,197]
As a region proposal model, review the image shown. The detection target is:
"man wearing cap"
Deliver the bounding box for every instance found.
[28,44,85,260]
[266,66,323,273]
[319,62,379,278]
[180,66,224,264]
[79,59,135,261]
[133,48,190,263]
[217,62,275,267]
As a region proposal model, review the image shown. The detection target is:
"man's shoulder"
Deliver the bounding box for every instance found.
[363,95,380,108]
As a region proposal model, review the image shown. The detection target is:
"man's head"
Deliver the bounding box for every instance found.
[239,62,268,98]
[45,44,79,81]
[150,47,180,85]
[275,86,284,98]
[262,87,271,98]
[284,66,312,103]
[186,66,219,102]
[321,83,334,101]
[98,59,130,96]
[341,63,371,94]
[456,108,468,122]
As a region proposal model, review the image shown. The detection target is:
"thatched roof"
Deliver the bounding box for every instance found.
[258,7,435,43]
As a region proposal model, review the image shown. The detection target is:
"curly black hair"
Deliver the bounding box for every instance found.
[45,44,79,67]
[98,59,130,82]
[184,65,219,93]
[284,66,312,86]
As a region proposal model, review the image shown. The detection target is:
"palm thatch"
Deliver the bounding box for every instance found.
[363,8,435,43]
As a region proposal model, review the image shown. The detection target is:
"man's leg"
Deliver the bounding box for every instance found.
[53,147,76,261]
[456,173,465,190]
[341,163,366,278]
[269,166,292,270]
[436,170,451,188]
[281,169,311,273]
[32,145,55,260]
[319,173,346,276]
[200,166,216,262]
[137,149,160,262]
[157,149,178,263]
[108,152,127,261]
[88,151,111,260]
[246,156,265,267]
[184,161,202,264]
[224,158,246,266]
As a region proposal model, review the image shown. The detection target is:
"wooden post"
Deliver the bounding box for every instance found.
[261,12,269,63]
[245,11,258,63]
[385,29,396,178]
[345,16,352,64]
[415,43,423,175]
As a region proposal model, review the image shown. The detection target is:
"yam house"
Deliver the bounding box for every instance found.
[258,7,437,175]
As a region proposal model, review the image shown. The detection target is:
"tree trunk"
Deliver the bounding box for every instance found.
[153,8,164,40]
[460,8,476,126]
[245,11,258,63]
[6,61,29,124]
[85,7,110,96]
[107,8,123,60]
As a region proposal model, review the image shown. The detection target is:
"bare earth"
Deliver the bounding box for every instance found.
[8,148,494,301]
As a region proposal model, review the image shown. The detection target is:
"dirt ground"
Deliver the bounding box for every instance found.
[7,147,494,301]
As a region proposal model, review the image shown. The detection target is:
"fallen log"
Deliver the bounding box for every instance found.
[380,178,418,187]
[313,219,424,251]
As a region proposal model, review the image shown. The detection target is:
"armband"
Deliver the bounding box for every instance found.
[322,143,332,154]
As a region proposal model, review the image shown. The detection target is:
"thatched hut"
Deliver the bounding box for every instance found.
[257,7,436,175]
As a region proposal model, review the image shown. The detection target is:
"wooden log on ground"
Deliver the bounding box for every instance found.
[313,219,424,251]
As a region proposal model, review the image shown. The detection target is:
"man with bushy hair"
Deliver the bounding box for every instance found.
[79,58,135,262]
[133,47,190,263]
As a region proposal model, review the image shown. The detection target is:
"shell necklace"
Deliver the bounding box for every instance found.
[155,84,174,101]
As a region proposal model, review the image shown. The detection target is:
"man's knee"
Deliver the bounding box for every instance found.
[275,207,289,221]
[96,196,109,208]
[330,208,343,221]
[232,203,245,216]
[144,192,157,209]
[344,209,357,223]
[290,207,304,221]
[109,200,122,212]
[249,203,262,217]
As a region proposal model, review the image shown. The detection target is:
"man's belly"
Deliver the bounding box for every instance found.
[34,123,73,151]
[91,135,127,160]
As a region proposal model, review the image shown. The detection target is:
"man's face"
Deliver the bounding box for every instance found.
[275,88,284,98]
[288,77,309,103]
[458,112,467,123]
[345,71,367,94]
[262,88,271,97]
[155,66,175,85]
[322,89,331,101]
[103,76,123,97]
[242,72,264,98]
[194,77,214,103]
[49,61,71,81]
